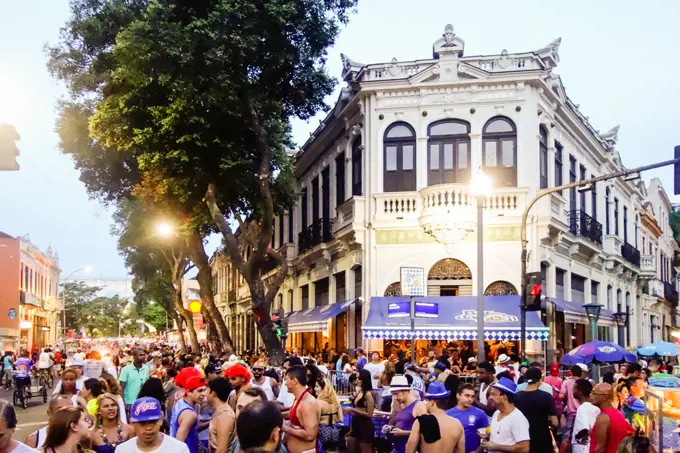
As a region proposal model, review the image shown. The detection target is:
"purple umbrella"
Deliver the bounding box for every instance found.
[561,341,637,365]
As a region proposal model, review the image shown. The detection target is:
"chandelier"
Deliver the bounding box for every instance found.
[423,221,476,254]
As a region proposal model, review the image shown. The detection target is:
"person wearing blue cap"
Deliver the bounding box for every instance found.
[405,382,464,453]
[115,397,189,453]
[481,377,530,453]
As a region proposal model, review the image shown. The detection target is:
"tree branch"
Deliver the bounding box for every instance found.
[239,92,274,267]
[205,183,250,278]
[264,247,288,306]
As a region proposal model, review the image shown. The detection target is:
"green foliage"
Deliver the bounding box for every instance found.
[60,282,128,337]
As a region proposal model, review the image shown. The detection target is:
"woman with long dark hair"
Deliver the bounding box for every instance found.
[345,369,375,453]
[42,406,90,453]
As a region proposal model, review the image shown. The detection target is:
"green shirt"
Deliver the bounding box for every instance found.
[118,363,150,404]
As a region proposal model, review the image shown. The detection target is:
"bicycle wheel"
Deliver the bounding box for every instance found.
[12,390,18,407]
[42,386,47,403]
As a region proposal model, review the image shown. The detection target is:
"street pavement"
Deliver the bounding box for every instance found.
[0,386,51,442]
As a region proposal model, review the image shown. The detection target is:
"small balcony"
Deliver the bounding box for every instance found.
[646,279,665,298]
[298,218,332,254]
[621,242,641,268]
[639,254,656,279]
[332,197,365,236]
[568,210,603,246]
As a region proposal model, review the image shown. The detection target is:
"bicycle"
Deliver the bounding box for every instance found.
[35,368,54,389]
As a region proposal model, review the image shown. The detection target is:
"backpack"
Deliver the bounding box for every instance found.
[616,428,654,453]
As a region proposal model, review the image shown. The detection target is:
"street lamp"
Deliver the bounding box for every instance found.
[61,267,92,341]
[613,311,630,348]
[155,221,174,238]
[469,168,492,363]
[583,303,602,342]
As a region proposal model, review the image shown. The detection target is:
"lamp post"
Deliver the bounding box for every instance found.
[583,303,602,343]
[470,169,492,363]
[613,311,629,348]
[61,266,92,341]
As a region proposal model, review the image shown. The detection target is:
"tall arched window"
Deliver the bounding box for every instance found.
[605,187,611,235]
[607,285,613,309]
[539,125,548,189]
[384,122,416,192]
[616,289,622,312]
[483,116,517,187]
[427,120,471,186]
[635,215,639,248]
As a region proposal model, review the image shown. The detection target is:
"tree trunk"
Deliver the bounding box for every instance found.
[187,232,234,354]
[249,281,286,366]
[175,315,187,353]
[174,289,200,353]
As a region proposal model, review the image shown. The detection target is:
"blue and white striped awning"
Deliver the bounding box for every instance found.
[285,299,356,333]
[362,296,549,341]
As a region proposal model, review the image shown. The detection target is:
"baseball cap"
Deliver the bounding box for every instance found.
[129,397,163,423]
[175,366,201,387]
[577,363,589,372]
[204,363,220,375]
[71,359,84,367]
[355,347,364,353]
[467,357,477,364]
[434,362,448,371]
[225,363,250,383]
[184,375,207,392]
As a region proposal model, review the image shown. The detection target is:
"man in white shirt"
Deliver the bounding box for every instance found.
[482,377,530,453]
[571,379,600,453]
[276,356,302,410]
[116,396,190,453]
[363,352,384,391]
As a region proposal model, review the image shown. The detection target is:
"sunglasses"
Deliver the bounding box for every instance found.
[252,368,264,372]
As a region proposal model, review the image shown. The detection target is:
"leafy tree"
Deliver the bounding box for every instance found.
[48,0,357,363]
[60,282,128,337]
[113,199,200,351]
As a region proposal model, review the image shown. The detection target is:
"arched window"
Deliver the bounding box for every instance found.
[287,289,294,312]
[384,122,416,192]
[427,120,471,186]
[484,281,518,296]
[607,285,613,309]
[482,117,517,187]
[605,187,611,235]
[539,125,548,189]
[635,215,639,248]
[616,289,622,312]
[384,282,402,297]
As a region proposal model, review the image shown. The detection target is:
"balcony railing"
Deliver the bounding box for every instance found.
[568,210,603,246]
[664,282,679,306]
[621,242,641,267]
[298,218,331,254]
[640,254,656,275]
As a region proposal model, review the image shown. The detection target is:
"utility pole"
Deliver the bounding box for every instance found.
[520,156,680,356]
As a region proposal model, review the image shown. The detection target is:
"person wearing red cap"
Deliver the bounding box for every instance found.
[225,363,250,412]
[170,375,207,453]
[544,364,564,416]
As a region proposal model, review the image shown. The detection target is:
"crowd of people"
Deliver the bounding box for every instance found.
[0,341,666,453]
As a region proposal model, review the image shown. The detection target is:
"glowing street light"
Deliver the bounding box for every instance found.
[156,221,174,238]
[188,300,202,314]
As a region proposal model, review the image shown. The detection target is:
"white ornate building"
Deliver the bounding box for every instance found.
[211,25,679,356]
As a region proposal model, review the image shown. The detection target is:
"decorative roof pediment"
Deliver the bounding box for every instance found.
[432,24,465,59]
[600,125,619,150]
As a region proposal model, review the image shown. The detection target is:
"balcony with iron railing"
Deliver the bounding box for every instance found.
[298,218,332,254]
[640,254,656,278]
[568,210,603,246]
[621,242,641,268]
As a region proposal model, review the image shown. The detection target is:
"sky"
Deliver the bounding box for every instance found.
[0,0,679,280]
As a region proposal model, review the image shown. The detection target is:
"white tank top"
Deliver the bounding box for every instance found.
[479,382,491,405]
[251,377,275,401]
[36,427,47,448]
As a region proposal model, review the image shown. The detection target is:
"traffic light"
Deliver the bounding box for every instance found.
[272,307,288,339]
[0,124,20,171]
[674,145,680,195]
[525,272,542,311]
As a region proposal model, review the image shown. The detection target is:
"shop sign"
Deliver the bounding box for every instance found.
[8,309,15,320]
[455,309,518,323]
[388,301,410,318]
[414,302,438,318]
[400,267,426,296]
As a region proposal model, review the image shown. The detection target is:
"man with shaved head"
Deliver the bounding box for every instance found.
[589,383,633,453]
[24,395,74,448]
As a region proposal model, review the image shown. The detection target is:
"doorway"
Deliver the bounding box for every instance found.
[440,286,459,296]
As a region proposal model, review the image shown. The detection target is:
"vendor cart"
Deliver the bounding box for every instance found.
[645,385,680,452]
